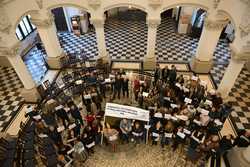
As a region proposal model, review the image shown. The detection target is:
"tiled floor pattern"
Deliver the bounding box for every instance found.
[0,67,24,132]
[23,46,48,84]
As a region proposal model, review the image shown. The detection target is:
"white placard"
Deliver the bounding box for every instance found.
[132,132,143,136]
[148,106,156,110]
[67,148,74,155]
[171,116,178,121]
[183,129,191,135]
[55,105,64,111]
[105,103,150,122]
[109,135,118,141]
[105,78,111,83]
[152,132,159,137]
[165,133,173,138]
[214,119,223,126]
[170,104,178,108]
[164,97,171,101]
[200,80,207,87]
[183,87,189,92]
[193,119,201,125]
[165,114,171,119]
[75,80,83,85]
[109,74,115,78]
[38,134,48,138]
[175,83,182,89]
[84,94,91,99]
[59,84,65,89]
[176,115,188,121]
[91,93,97,97]
[85,61,90,68]
[57,126,65,132]
[184,98,192,104]
[204,100,213,106]
[154,113,163,118]
[68,123,76,130]
[33,115,41,120]
[65,107,70,112]
[191,76,198,81]
[200,109,209,115]
[142,92,149,97]
[144,125,151,129]
[177,132,186,139]
[139,81,145,84]
[86,141,95,148]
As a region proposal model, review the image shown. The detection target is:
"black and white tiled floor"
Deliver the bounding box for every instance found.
[0,15,249,133]
[0,67,24,131]
[23,46,48,84]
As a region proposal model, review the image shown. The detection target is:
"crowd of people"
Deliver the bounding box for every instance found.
[24,64,250,166]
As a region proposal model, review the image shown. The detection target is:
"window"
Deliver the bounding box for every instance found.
[16,15,36,41]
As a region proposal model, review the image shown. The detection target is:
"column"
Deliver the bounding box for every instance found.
[31,13,64,69]
[91,17,109,63]
[217,52,246,99]
[5,46,40,102]
[144,18,160,70]
[228,146,250,167]
[190,18,227,73]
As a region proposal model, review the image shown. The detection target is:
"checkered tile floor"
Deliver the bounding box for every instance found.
[58,30,98,59]
[228,68,250,131]
[23,46,48,84]
[0,67,24,132]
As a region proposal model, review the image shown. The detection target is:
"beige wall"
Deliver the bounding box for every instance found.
[0,56,12,67]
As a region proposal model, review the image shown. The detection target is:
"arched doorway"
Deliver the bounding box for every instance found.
[15,14,48,84]
[50,6,98,60]
[104,6,147,61]
[156,6,207,63]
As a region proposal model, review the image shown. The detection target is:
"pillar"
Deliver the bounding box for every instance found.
[144,18,160,70]
[91,17,109,63]
[31,13,64,69]
[190,18,227,73]
[217,50,246,99]
[228,146,250,167]
[3,44,40,102]
[177,6,194,34]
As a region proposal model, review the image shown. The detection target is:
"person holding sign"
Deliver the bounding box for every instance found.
[103,123,119,152]
[131,121,144,145]
[120,118,132,144]
[68,101,84,126]
[151,121,163,146]
[161,121,174,149]
[81,126,95,154]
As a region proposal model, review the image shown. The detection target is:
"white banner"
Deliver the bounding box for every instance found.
[105,103,149,122]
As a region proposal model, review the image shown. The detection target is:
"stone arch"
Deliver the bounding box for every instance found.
[160,3,209,13]
[103,3,147,13]
[217,9,237,32]
[46,3,90,13]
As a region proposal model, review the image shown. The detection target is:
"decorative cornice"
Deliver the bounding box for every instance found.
[0,6,12,34]
[240,0,250,6]
[35,0,43,9]
[213,0,221,9]
[88,0,101,9]
[91,18,105,27]
[148,0,162,9]
[204,19,228,30]
[147,18,161,28]
[230,44,250,61]
[0,42,21,57]
[239,7,250,38]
